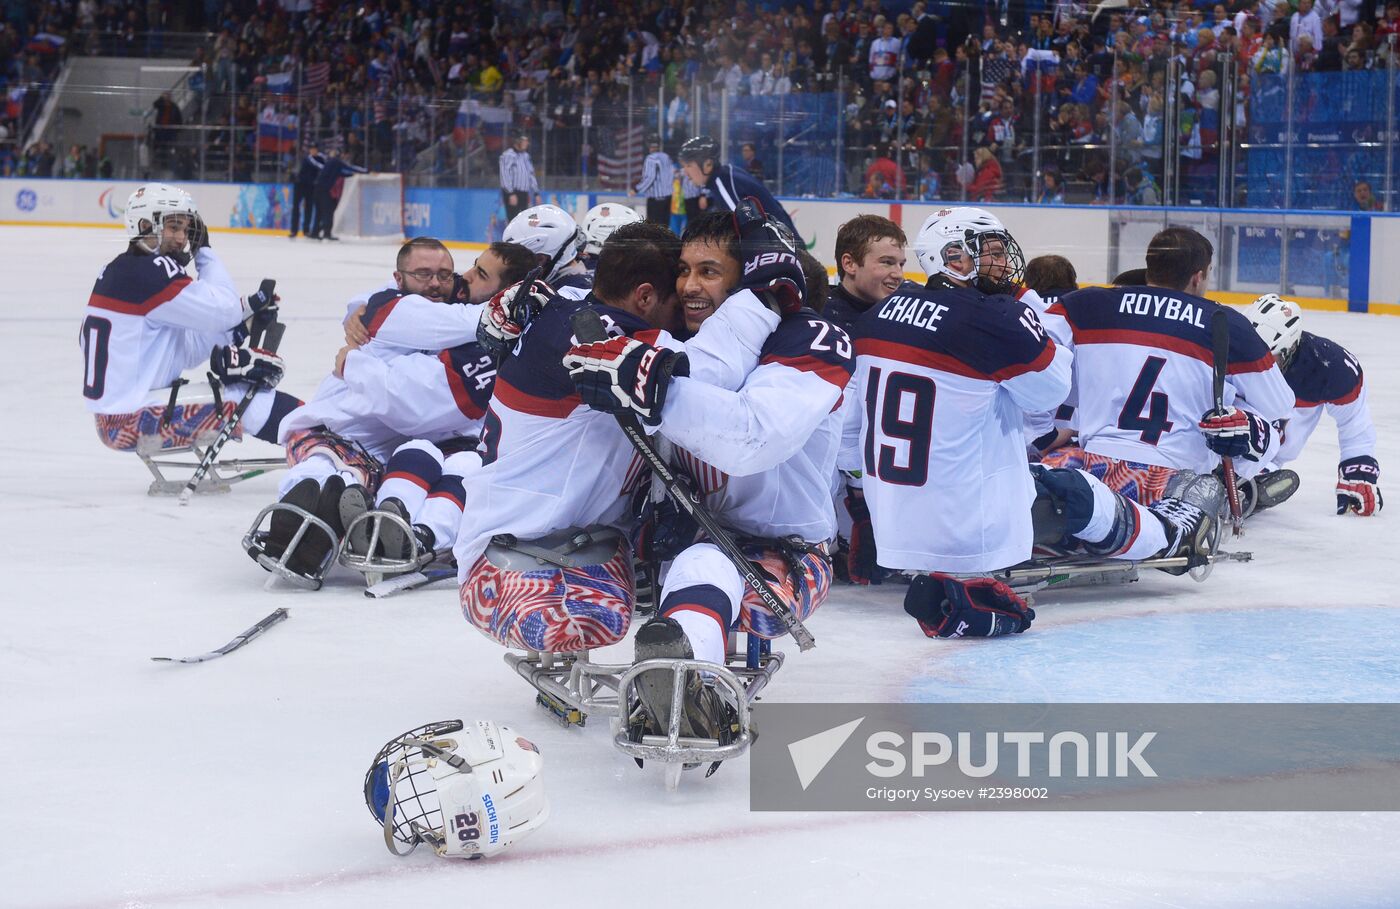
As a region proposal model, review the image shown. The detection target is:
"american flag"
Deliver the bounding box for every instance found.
[596,125,646,189]
[301,62,330,97]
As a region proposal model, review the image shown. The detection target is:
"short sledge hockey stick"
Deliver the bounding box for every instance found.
[151,608,289,664]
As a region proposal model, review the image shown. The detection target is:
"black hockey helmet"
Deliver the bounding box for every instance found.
[678,135,720,164]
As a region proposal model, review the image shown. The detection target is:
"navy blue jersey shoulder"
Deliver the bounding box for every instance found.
[93,251,185,303]
[1284,331,1363,404]
[1057,284,1211,343]
[553,272,594,294]
[709,165,799,241]
[364,287,405,323]
[1220,302,1275,367]
[442,341,498,412]
[855,284,1050,377]
[759,307,855,371]
[499,295,648,400]
[822,283,871,333]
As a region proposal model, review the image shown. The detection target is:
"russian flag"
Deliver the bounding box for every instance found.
[264,71,294,94]
[257,108,297,153]
[453,98,512,151]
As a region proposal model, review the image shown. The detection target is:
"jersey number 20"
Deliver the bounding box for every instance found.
[864,366,935,486]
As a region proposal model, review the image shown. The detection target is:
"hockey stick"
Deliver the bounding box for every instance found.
[178,320,286,505]
[1210,308,1244,537]
[571,308,816,651]
[364,568,456,598]
[151,607,288,663]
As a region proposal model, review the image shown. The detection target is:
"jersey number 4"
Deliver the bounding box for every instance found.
[1117,356,1174,444]
[864,366,935,487]
[81,315,112,400]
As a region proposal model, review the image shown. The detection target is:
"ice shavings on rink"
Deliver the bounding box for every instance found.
[2,228,1398,909]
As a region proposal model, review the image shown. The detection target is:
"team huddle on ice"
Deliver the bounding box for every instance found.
[80,147,1382,849]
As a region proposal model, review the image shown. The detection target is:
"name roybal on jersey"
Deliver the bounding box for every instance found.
[1118,291,1207,329]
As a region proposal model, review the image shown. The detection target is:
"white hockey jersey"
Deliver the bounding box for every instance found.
[656,310,856,544]
[278,289,488,460]
[81,248,247,414]
[844,284,1072,573]
[1270,331,1375,467]
[453,290,780,572]
[1042,286,1296,478]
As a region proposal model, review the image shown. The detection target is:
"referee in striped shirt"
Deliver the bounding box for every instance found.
[634,134,675,225]
[499,132,539,221]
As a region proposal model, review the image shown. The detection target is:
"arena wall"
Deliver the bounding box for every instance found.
[4,177,1396,315]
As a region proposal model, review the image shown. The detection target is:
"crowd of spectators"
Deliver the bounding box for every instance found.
[2,0,1398,206]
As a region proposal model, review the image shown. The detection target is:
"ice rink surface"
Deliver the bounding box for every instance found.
[3,228,1398,908]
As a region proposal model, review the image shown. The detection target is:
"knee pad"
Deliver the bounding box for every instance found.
[483,525,629,572]
[660,543,745,613]
[1030,465,1097,542]
[1164,470,1227,516]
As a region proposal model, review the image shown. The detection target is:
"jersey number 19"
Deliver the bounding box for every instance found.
[864,366,936,487]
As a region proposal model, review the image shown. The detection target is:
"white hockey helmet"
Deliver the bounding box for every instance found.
[581,202,642,255]
[914,206,1025,293]
[502,203,586,282]
[1245,293,1304,368]
[124,182,198,250]
[365,719,549,860]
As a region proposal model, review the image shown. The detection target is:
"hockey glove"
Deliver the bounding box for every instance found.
[1337,455,1383,516]
[210,341,284,390]
[630,480,701,564]
[844,490,884,585]
[903,573,1035,639]
[1198,406,1271,462]
[733,197,805,315]
[478,276,557,360]
[563,335,689,426]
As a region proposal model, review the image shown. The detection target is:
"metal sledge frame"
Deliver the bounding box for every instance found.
[136,432,285,497]
[994,516,1249,601]
[504,631,784,788]
[337,508,447,588]
[242,501,339,590]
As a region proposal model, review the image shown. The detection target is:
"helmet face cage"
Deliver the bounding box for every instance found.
[968,229,1026,294]
[364,720,466,853]
[1247,294,1303,368]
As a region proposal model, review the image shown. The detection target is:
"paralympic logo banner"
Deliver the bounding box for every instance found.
[751,703,1400,811]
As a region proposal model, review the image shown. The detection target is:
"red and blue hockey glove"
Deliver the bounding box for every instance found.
[733,197,805,315]
[478,276,556,360]
[1337,455,1383,516]
[1198,406,1271,461]
[903,573,1034,639]
[210,341,284,390]
[563,335,689,426]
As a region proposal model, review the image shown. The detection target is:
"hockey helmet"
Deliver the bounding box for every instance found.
[914,206,1025,294]
[581,202,642,255]
[1245,294,1304,368]
[678,135,720,164]
[365,719,549,859]
[502,203,586,282]
[124,183,198,251]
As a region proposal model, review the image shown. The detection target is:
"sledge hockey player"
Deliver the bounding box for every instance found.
[454,219,779,639]
[247,238,511,586]
[342,241,536,349]
[580,202,642,274]
[1243,294,1381,517]
[1039,227,1296,507]
[677,136,801,242]
[81,183,300,486]
[501,203,594,297]
[820,215,915,584]
[563,204,848,743]
[844,208,1225,639]
[825,215,915,333]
